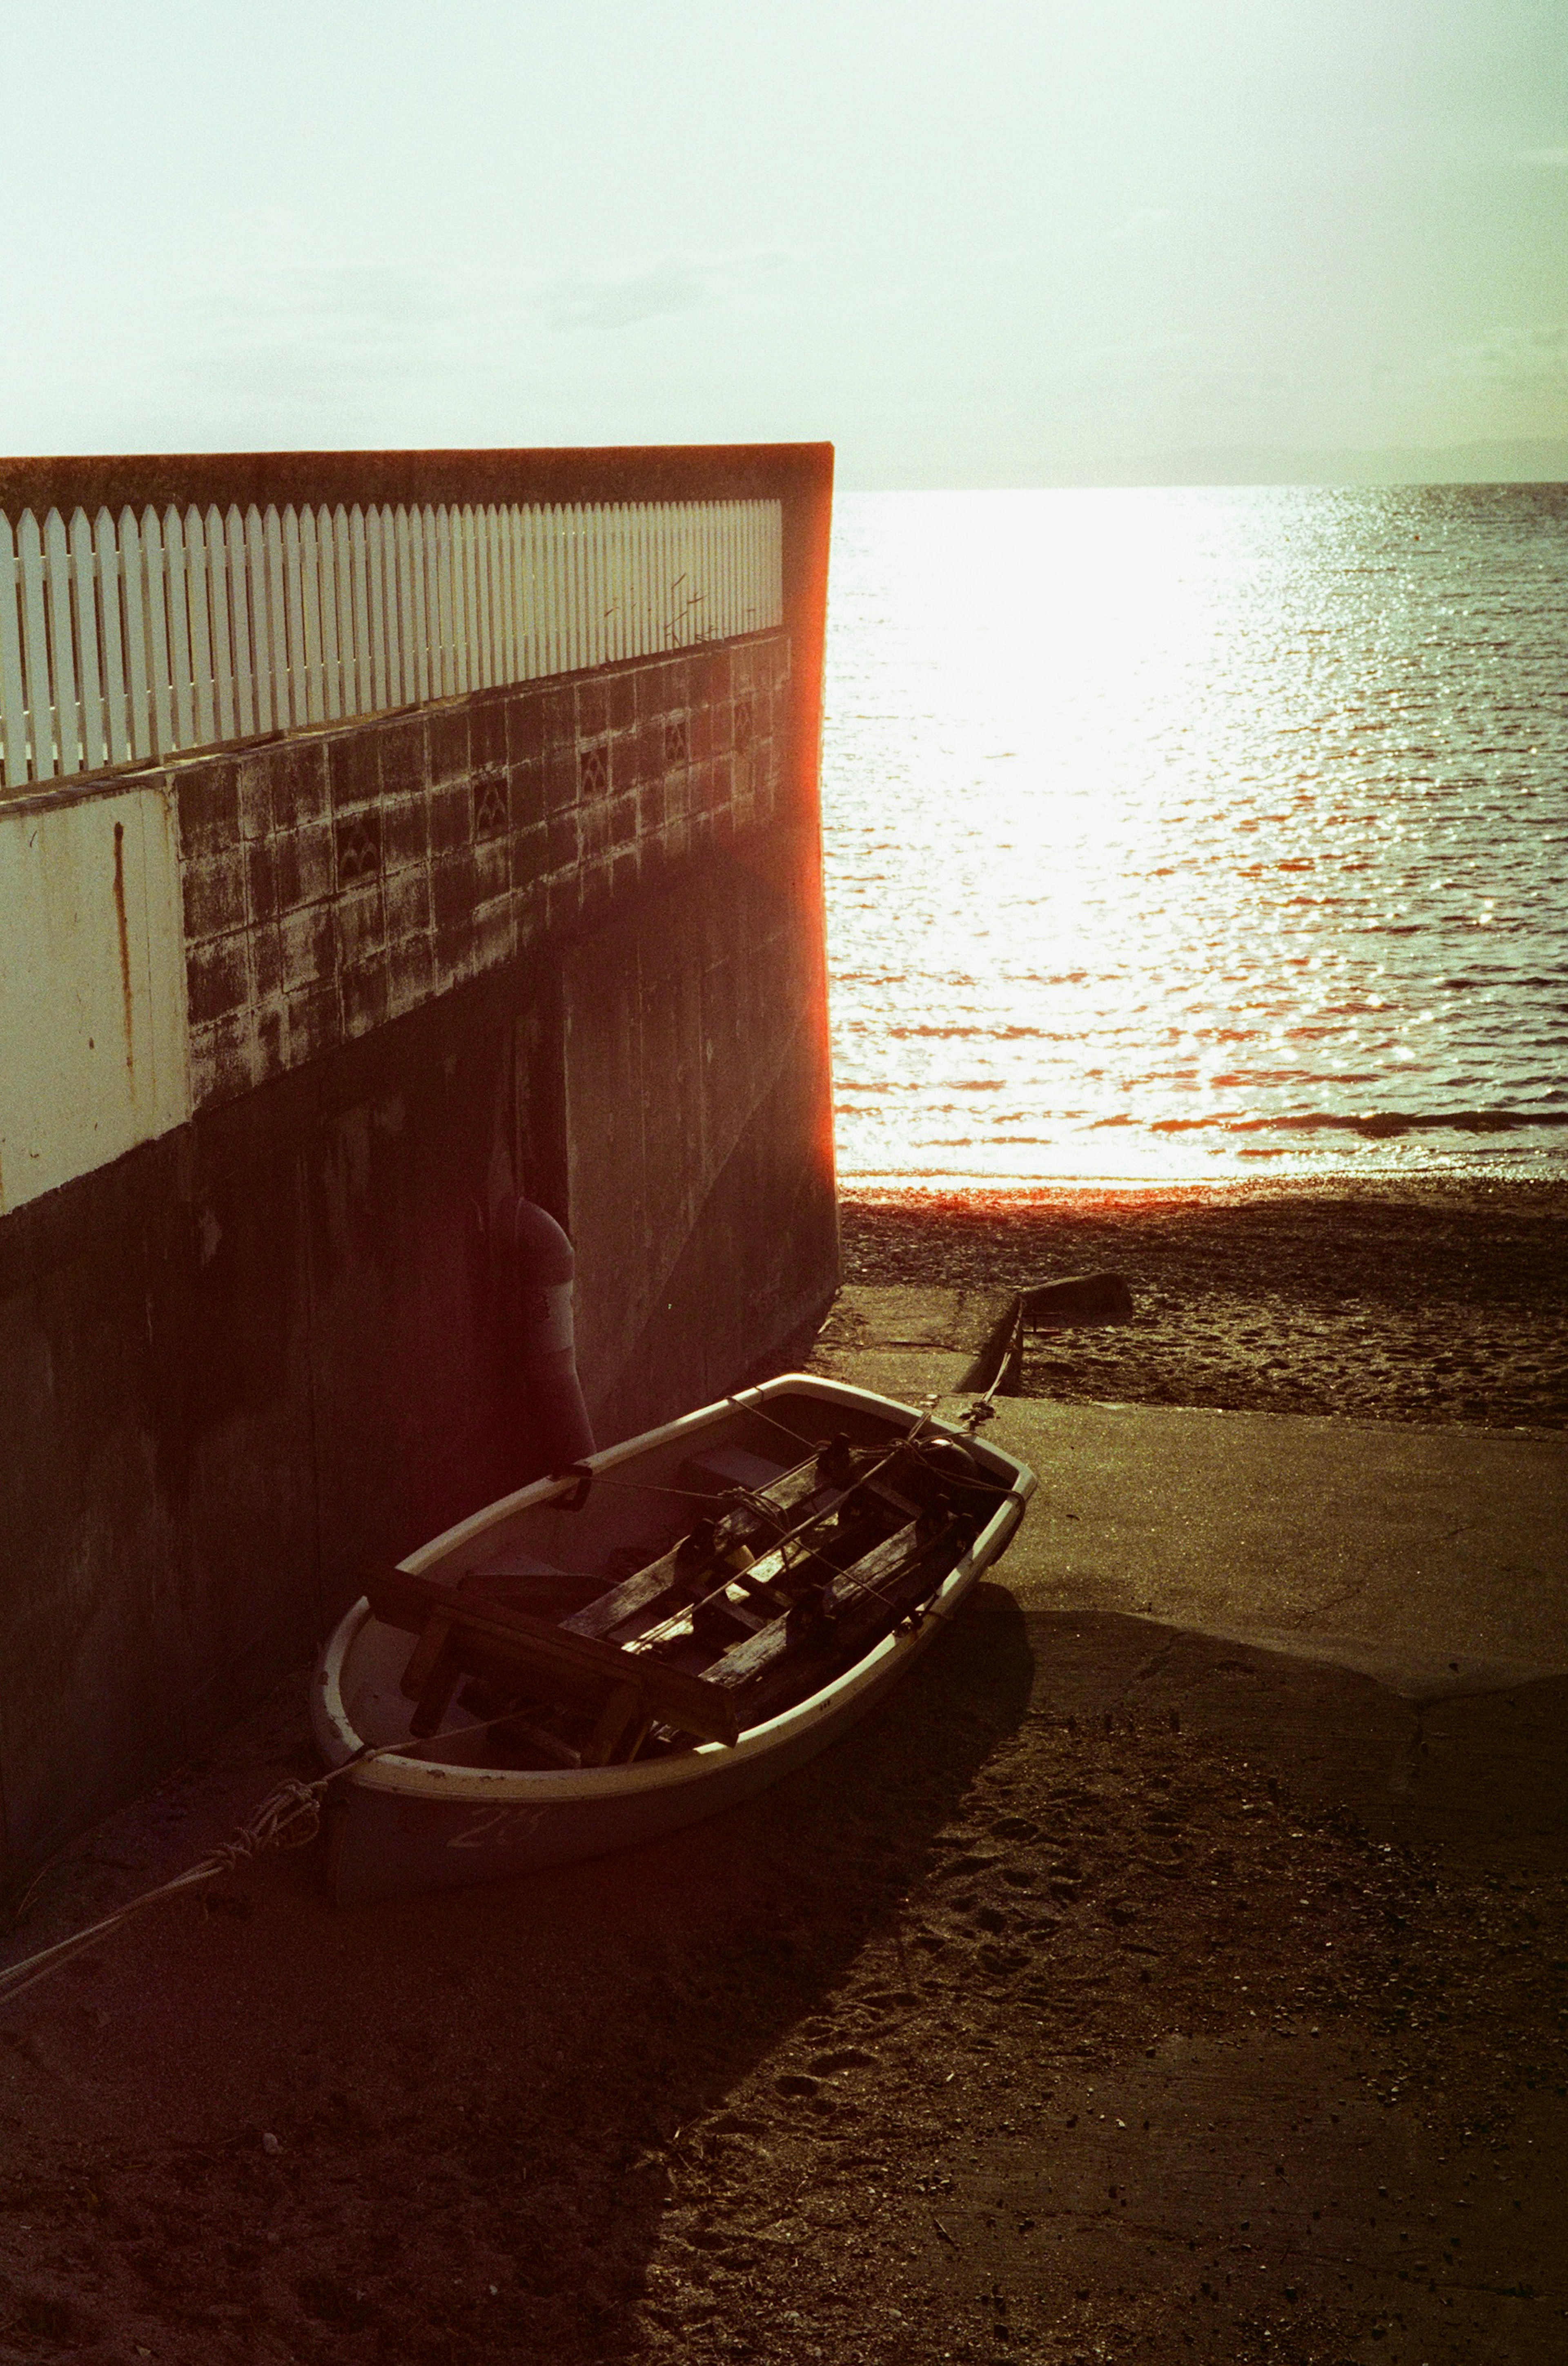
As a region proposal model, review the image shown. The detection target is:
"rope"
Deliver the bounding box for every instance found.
[0,1699,535,2012]
[0,1773,334,2009]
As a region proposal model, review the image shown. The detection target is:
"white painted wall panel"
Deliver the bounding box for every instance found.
[0,783,190,1213]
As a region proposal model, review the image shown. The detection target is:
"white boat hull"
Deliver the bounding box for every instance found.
[310,1375,1034,1907]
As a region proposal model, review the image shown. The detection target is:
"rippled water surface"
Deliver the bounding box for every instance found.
[822,487,1567,1182]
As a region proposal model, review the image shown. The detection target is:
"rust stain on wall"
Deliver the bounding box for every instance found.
[112,820,134,1076]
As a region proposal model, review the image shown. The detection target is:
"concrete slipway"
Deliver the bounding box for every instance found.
[810,1284,1568,1695]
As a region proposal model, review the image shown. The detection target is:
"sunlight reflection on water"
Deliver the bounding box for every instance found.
[822,487,1568,1183]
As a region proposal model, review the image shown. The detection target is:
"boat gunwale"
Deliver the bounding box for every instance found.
[311,1375,1035,1804]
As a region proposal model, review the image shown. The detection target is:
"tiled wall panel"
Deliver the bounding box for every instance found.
[172,633,792,1112]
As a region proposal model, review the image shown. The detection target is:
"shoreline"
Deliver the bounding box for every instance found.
[837,1172,1568,1431]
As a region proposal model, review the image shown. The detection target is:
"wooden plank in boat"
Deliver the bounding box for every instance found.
[561,1537,690,1641]
[563,1449,834,1641]
[733,1518,961,1724]
[362,1565,739,1746]
[700,1519,929,1694]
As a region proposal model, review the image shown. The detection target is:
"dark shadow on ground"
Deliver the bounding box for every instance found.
[0,1586,1036,2365]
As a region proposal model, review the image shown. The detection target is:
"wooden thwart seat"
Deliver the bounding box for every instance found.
[362,1564,741,1758]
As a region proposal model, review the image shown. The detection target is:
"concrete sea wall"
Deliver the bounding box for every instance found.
[0,446,837,1880]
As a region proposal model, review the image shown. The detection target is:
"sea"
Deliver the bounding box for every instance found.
[821,486,1568,1189]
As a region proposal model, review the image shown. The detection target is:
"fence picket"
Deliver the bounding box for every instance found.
[408,506,431,705]
[185,506,217,749]
[262,506,290,729]
[633,503,649,664]
[139,508,173,756]
[590,504,603,667]
[298,506,324,724]
[0,514,27,787]
[118,509,151,760]
[365,504,388,712]
[69,510,105,772]
[41,510,78,773]
[570,504,586,675]
[497,504,517,685]
[492,503,510,687]
[281,506,307,731]
[326,506,350,713]
[428,501,446,697]
[476,503,493,689]
[516,506,535,681]
[455,504,476,696]
[204,506,236,745]
[376,506,402,707]
[310,506,337,722]
[226,507,254,740]
[162,507,194,751]
[244,506,272,736]
[538,507,555,679]
[391,506,413,707]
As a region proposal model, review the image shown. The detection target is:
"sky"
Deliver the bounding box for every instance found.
[2,0,1565,485]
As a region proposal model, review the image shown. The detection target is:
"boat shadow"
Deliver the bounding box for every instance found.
[296,1580,1034,2357]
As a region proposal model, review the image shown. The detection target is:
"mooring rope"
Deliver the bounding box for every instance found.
[0,1704,532,2011]
[0,1773,336,2009]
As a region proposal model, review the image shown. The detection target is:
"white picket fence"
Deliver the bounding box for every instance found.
[0,496,783,792]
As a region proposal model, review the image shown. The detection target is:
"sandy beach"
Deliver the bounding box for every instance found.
[839,1176,1568,1432]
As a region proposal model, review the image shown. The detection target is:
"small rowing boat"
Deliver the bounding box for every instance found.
[310,1373,1035,1906]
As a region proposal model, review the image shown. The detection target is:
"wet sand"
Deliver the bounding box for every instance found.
[839,1177,1568,1430]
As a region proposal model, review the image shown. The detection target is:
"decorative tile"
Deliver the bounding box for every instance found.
[575,679,608,741]
[474,774,510,839]
[428,780,470,858]
[431,851,477,933]
[251,922,285,1002]
[188,1010,256,1108]
[473,837,509,905]
[334,812,381,884]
